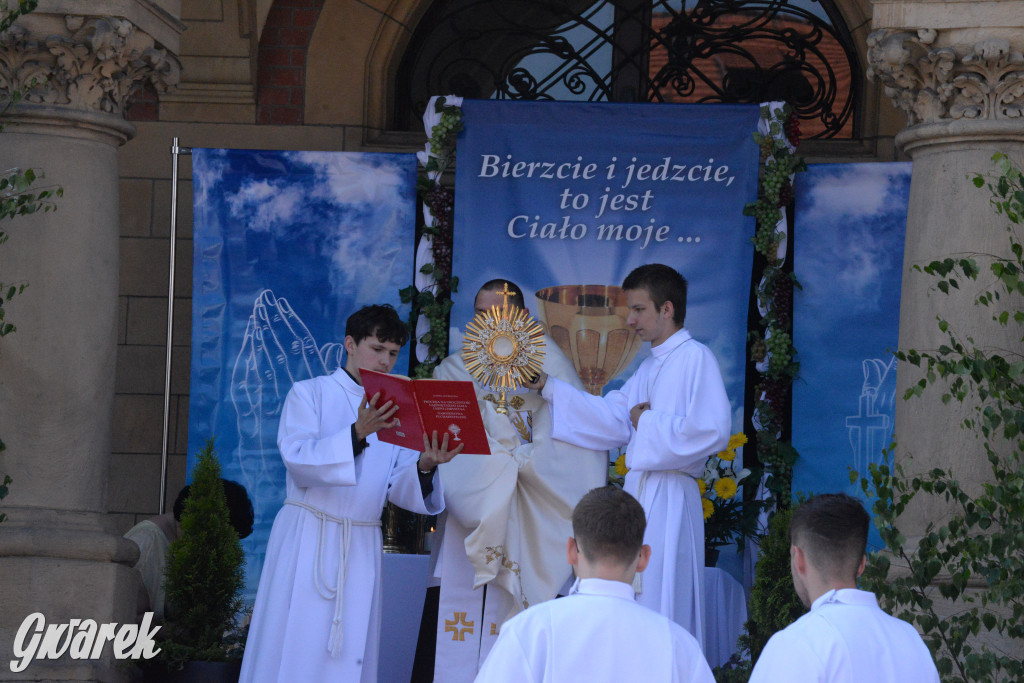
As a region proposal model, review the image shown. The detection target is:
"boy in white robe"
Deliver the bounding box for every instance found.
[240,304,463,683]
[749,493,939,683]
[475,485,715,683]
[525,264,731,648]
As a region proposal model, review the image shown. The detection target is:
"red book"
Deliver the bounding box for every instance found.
[358,369,491,455]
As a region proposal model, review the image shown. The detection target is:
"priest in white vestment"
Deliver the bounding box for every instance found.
[526,264,731,649]
[240,304,463,683]
[749,493,939,683]
[475,485,715,683]
[430,280,607,682]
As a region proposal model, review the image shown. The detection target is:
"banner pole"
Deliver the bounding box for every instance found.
[160,138,191,514]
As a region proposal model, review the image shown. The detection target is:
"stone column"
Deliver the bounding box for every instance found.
[0,4,181,681]
[868,3,1024,532]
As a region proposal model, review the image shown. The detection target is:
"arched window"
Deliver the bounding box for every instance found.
[395,0,859,139]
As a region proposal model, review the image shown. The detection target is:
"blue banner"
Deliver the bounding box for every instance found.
[791,162,911,549]
[452,100,761,432]
[188,149,417,600]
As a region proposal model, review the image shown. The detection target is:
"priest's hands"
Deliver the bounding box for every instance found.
[522,371,548,392]
[354,392,399,440]
[418,431,465,471]
[630,402,650,428]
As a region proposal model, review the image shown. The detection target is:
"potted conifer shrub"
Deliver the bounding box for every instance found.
[144,438,246,682]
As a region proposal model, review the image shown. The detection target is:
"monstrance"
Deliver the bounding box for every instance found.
[462,282,545,414]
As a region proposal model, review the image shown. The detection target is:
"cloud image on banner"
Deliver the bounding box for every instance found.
[791,161,911,550]
[451,100,761,434]
[188,148,417,601]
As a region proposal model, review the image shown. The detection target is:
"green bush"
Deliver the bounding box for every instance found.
[713,505,804,682]
[159,438,246,668]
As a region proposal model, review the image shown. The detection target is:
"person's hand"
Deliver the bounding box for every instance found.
[522,371,548,392]
[417,430,465,471]
[630,402,650,429]
[354,392,399,440]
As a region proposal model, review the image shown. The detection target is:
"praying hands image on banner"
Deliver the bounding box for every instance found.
[230,289,343,559]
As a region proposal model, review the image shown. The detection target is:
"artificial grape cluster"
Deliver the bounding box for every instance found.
[772,277,793,329]
[423,185,455,291]
[762,159,791,202]
[428,108,463,159]
[765,329,792,375]
[750,338,767,363]
[778,182,794,207]
[785,113,801,147]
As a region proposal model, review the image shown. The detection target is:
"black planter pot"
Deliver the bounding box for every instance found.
[705,547,720,567]
[140,660,241,683]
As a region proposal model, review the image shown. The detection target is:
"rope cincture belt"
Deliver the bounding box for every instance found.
[284,498,381,658]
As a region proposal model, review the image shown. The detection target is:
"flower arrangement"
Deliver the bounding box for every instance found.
[702,433,758,552]
[608,452,628,488]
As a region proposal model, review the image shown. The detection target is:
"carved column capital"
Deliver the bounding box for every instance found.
[868,28,1024,128]
[0,14,181,119]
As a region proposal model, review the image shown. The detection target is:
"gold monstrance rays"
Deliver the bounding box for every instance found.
[462,283,545,414]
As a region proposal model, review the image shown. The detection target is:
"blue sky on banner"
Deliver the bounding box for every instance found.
[451,100,761,431]
[792,161,911,550]
[188,148,417,600]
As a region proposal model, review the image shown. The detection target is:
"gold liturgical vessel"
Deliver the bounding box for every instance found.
[462,283,545,414]
[535,285,642,395]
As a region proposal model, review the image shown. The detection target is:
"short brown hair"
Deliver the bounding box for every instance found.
[572,486,646,566]
[789,493,869,581]
[622,264,687,326]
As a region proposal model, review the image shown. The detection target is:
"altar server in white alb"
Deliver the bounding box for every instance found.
[475,485,715,683]
[240,304,463,683]
[749,493,939,683]
[526,263,731,648]
[428,280,606,682]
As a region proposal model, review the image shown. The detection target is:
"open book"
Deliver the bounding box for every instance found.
[358,369,491,455]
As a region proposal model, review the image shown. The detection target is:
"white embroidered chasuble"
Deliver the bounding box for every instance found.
[431,337,607,682]
[543,327,731,649]
[474,577,716,683]
[239,369,443,683]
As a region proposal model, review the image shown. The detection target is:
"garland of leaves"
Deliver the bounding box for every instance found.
[403,96,464,378]
[410,100,806,512]
[744,102,806,507]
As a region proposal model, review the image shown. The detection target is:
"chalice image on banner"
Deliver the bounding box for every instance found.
[535,285,642,395]
[462,282,546,414]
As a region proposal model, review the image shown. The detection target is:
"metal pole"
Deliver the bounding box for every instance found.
[160,138,191,514]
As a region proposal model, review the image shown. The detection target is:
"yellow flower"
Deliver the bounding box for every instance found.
[698,478,707,495]
[727,432,748,450]
[614,454,629,477]
[718,448,737,462]
[714,477,737,500]
[702,497,714,520]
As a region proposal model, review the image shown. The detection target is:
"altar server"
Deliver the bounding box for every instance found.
[749,493,939,683]
[240,304,462,683]
[526,263,731,648]
[475,485,714,682]
[427,280,606,682]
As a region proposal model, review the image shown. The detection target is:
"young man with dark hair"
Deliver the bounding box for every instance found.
[749,493,939,682]
[475,486,714,682]
[525,263,731,649]
[423,281,606,682]
[125,478,254,622]
[241,304,463,683]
